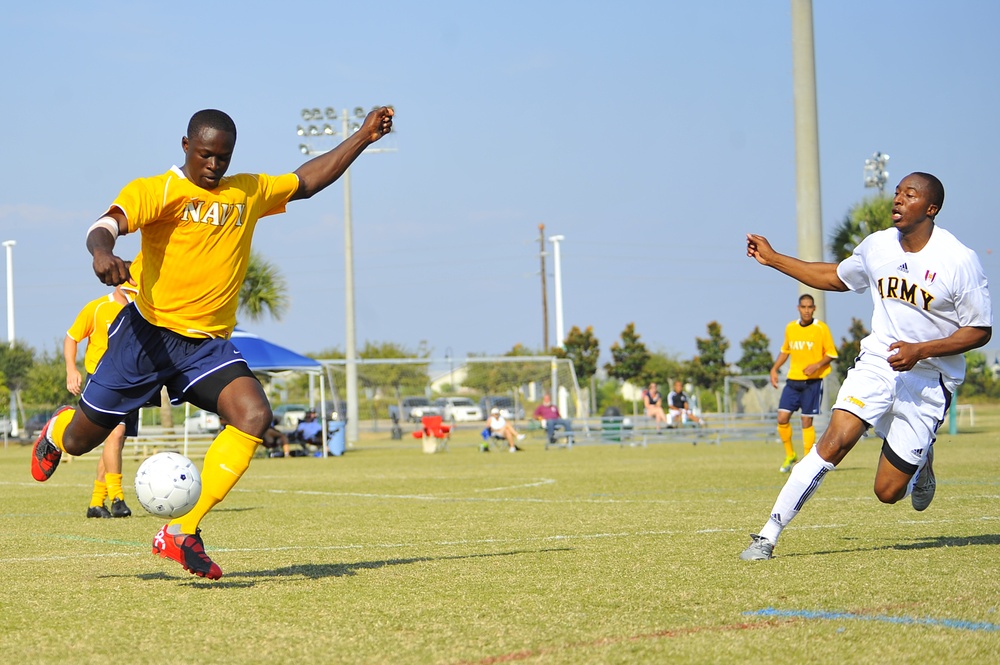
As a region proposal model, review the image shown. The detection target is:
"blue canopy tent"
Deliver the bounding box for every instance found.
[230,329,321,372]
[227,329,338,456]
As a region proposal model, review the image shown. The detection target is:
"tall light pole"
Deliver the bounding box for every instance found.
[2,240,14,348]
[548,235,565,347]
[3,240,15,438]
[547,234,567,415]
[445,346,454,392]
[790,0,827,325]
[297,106,394,447]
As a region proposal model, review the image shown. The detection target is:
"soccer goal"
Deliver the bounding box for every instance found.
[316,355,583,428]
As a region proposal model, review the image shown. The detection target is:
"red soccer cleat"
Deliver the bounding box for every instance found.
[152,523,223,580]
[30,406,72,482]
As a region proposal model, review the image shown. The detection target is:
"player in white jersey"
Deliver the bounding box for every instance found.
[740,172,992,561]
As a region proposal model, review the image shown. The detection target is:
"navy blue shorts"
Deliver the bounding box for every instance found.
[778,378,823,416]
[79,304,256,430]
[84,374,140,437]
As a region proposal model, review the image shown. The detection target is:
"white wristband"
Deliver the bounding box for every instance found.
[87,216,119,240]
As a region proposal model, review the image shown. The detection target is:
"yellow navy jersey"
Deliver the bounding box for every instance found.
[67,294,126,374]
[109,166,299,338]
[780,319,838,381]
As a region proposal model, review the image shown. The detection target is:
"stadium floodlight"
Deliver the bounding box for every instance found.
[863,152,890,193]
[295,105,396,450]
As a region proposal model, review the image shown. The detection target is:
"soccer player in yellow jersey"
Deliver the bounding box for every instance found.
[32,106,394,580]
[769,294,838,472]
[64,256,142,519]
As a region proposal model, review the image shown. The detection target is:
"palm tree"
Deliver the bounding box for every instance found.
[829,195,893,261]
[239,251,289,322]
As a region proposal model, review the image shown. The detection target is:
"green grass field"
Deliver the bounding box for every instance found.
[2,408,999,664]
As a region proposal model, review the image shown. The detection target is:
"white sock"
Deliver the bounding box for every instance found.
[758,447,835,544]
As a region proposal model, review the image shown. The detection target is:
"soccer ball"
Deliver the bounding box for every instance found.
[134,452,202,518]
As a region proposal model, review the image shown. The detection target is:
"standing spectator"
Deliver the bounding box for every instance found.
[533,393,573,443]
[770,293,838,473]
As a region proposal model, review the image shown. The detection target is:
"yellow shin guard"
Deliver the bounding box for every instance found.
[173,425,261,534]
[777,422,794,458]
[803,426,816,455]
[49,407,76,453]
[90,480,107,507]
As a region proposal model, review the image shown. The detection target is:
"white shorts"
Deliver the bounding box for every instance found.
[833,354,949,468]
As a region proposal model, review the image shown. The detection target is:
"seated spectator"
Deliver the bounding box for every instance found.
[262,417,293,458]
[642,382,668,431]
[533,393,572,443]
[667,380,703,427]
[293,408,323,446]
[487,408,525,452]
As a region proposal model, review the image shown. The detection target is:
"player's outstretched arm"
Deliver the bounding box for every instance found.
[746,233,848,292]
[291,106,394,201]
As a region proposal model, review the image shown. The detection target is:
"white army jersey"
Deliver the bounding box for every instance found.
[836,225,992,392]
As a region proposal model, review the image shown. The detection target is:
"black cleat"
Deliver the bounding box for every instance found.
[110,497,132,518]
[87,504,112,519]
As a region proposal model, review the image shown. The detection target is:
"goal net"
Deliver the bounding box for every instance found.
[314,355,583,427]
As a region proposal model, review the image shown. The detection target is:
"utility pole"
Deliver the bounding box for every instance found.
[539,224,549,350]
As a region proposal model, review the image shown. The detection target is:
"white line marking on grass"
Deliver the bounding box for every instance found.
[7,511,992,565]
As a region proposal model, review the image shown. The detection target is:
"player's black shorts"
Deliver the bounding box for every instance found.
[79,303,256,430]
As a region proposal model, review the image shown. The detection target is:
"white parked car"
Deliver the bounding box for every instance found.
[434,397,484,423]
[272,403,309,430]
[184,409,221,434]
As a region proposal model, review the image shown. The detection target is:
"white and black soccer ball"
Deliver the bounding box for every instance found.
[134,452,202,518]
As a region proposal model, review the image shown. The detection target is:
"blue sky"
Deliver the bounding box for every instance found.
[1,1,997,374]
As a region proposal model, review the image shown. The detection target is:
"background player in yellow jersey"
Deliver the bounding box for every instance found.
[769,294,838,472]
[64,259,141,519]
[32,105,393,580]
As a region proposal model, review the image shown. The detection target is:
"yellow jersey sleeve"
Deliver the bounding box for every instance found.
[110,169,299,338]
[67,295,125,374]
[781,320,839,380]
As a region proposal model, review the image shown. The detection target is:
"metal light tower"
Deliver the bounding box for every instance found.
[864,152,890,193]
[445,346,454,391]
[3,240,15,438]
[297,106,394,447]
[790,0,827,325]
[548,235,565,347]
[2,240,14,348]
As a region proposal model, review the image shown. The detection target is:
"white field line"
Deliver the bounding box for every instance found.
[3,515,999,565]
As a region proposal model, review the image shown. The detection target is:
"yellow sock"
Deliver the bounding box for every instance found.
[106,473,124,501]
[172,425,260,534]
[803,426,816,456]
[778,422,794,458]
[90,480,108,507]
[49,407,76,453]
